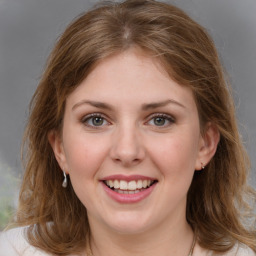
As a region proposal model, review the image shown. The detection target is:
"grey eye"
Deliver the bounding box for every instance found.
[153,117,166,126]
[147,114,175,128]
[82,114,109,127]
[91,116,104,126]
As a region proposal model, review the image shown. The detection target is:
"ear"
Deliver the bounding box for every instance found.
[48,130,69,174]
[195,122,220,170]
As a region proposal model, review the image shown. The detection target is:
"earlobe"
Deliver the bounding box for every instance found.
[195,122,220,170]
[48,130,68,173]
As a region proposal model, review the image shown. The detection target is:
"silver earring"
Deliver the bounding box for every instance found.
[62,171,68,188]
[201,163,205,170]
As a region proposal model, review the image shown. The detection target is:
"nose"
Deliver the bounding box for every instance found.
[109,124,146,167]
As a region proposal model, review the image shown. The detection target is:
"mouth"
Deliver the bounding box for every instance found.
[103,179,158,194]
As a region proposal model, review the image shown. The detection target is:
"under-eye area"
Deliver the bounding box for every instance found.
[103,180,158,194]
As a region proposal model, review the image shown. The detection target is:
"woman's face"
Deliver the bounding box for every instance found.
[51,48,215,234]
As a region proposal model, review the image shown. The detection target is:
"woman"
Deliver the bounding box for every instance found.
[0,0,255,255]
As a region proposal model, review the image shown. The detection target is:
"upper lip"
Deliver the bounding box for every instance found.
[101,174,157,182]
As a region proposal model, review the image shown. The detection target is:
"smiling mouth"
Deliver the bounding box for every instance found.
[103,179,158,194]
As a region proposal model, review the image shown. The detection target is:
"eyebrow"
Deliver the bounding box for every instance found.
[141,99,186,110]
[72,99,185,111]
[72,100,114,111]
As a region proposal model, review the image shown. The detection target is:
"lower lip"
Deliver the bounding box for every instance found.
[101,182,157,204]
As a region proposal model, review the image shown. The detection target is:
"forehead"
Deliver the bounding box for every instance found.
[66,48,196,111]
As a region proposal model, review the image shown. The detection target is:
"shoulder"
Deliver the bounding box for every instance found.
[228,243,256,256]
[194,242,255,256]
[210,243,256,256]
[0,226,49,256]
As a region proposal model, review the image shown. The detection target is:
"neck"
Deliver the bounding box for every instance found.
[87,215,194,256]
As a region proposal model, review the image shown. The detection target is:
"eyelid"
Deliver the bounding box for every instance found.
[147,112,175,121]
[145,113,175,127]
[81,113,111,127]
[80,112,175,128]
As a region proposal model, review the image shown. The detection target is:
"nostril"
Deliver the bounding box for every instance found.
[112,156,142,167]
[109,135,146,166]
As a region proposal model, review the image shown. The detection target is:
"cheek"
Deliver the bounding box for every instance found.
[62,133,111,208]
[63,132,109,179]
[147,131,199,179]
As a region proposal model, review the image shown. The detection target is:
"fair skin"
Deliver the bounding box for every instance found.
[49,48,219,256]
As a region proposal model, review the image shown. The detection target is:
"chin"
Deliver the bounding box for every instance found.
[103,211,154,235]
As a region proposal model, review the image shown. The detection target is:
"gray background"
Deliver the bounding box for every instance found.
[0,0,255,216]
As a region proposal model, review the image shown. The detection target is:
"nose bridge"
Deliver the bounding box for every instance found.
[110,120,145,166]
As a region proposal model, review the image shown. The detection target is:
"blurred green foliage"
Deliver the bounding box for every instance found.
[0,160,19,231]
[0,199,16,230]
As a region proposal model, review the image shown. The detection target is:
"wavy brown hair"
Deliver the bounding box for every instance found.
[15,0,256,254]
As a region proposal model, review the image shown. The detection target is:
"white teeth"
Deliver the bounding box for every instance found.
[114,180,119,189]
[142,180,148,188]
[128,181,137,190]
[106,180,114,188]
[137,180,143,189]
[109,180,114,188]
[114,189,145,194]
[120,180,128,190]
[105,179,155,191]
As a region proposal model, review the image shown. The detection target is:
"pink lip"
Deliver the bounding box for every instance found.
[101,174,156,182]
[101,181,157,204]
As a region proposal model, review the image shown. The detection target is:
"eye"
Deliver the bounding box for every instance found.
[81,113,110,128]
[147,114,175,127]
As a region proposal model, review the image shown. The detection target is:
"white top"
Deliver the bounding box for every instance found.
[0,227,49,256]
[0,227,255,256]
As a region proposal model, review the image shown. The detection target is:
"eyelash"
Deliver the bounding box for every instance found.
[146,113,175,128]
[81,113,110,128]
[80,113,175,129]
